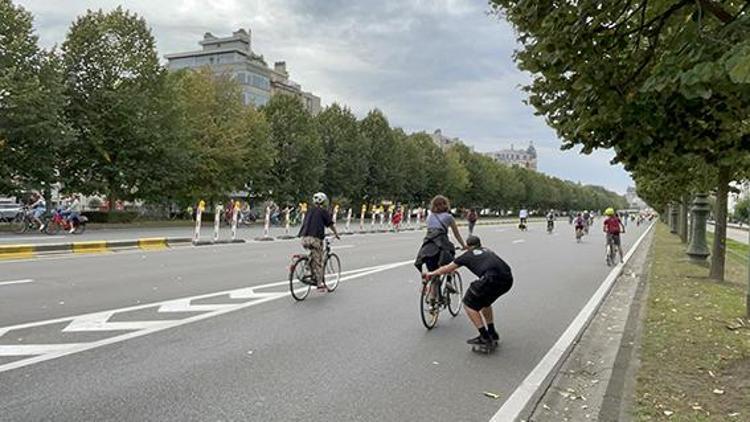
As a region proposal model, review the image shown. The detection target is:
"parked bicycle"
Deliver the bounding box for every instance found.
[288,237,341,301]
[419,271,463,329]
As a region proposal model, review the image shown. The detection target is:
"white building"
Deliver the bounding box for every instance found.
[165,29,321,115]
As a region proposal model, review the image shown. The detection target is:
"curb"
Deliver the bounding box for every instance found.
[489,222,656,422]
[0,237,193,260]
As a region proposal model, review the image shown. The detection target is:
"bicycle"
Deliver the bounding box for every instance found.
[11,208,44,234]
[605,233,623,266]
[420,271,464,329]
[288,237,341,301]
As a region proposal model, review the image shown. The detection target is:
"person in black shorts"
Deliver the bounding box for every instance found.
[424,235,513,347]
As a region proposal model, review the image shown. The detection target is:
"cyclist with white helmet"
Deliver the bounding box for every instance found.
[298,192,340,289]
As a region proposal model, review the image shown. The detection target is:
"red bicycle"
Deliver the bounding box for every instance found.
[44,210,87,235]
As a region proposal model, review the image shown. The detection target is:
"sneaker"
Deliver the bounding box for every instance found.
[69,227,76,234]
[488,330,500,341]
[466,335,491,345]
[39,225,45,232]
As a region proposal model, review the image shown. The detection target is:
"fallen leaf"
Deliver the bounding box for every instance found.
[664,410,674,416]
[713,389,725,395]
[483,391,500,399]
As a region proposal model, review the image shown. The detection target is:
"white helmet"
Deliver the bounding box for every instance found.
[312,192,328,205]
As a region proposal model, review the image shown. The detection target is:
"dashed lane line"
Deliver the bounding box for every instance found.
[0,259,412,374]
[0,279,34,287]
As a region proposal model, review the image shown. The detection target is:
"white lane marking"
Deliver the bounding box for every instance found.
[0,259,413,374]
[512,239,525,244]
[331,244,355,250]
[0,279,34,287]
[0,344,87,357]
[489,223,655,421]
[495,229,507,233]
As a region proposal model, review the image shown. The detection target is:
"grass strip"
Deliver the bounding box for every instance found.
[635,224,750,421]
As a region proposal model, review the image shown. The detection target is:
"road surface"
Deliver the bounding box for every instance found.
[0,220,647,421]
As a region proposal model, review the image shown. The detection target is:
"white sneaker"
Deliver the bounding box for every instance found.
[69,227,75,234]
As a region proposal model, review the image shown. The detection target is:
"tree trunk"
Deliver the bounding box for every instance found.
[709,166,730,281]
[680,195,689,243]
[747,228,750,319]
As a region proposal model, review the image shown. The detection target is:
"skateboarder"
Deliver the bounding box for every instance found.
[424,235,513,352]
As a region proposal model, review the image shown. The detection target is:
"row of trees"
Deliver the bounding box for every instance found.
[0,2,625,214]
[491,0,749,287]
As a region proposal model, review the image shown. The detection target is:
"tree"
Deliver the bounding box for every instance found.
[262,94,323,203]
[0,0,71,195]
[733,196,750,224]
[60,7,174,209]
[169,68,275,204]
[491,0,750,280]
[360,109,404,200]
[317,103,369,202]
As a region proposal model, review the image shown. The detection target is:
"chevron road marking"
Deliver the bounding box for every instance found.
[0,259,412,374]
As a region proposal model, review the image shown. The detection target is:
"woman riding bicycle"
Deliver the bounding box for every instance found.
[414,195,467,297]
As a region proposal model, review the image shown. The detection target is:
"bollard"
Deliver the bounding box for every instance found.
[332,204,339,225]
[254,206,274,241]
[193,200,205,245]
[345,208,353,234]
[386,211,393,232]
[416,208,423,229]
[278,207,295,240]
[686,193,710,263]
[378,211,386,232]
[230,201,240,242]
[406,208,412,230]
[213,205,223,243]
[359,205,367,233]
[370,208,377,232]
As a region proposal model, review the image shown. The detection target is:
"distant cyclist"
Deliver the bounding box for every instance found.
[545,209,555,232]
[603,208,625,263]
[28,191,47,232]
[415,195,467,296]
[425,235,513,348]
[518,207,529,227]
[574,212,586,239]
[298,192,340,289]
[466,208,478,235]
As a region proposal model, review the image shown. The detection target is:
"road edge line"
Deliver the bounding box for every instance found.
[489,222,656,422]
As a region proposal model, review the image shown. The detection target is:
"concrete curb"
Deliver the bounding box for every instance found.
[489,222,656,422]
[0,237,194,260]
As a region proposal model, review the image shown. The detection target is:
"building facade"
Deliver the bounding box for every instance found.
[429,129,463,151]
[485,142,538,171]
[165,29,321,115]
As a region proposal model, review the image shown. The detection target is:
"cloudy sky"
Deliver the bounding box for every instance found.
[17,0,634,193]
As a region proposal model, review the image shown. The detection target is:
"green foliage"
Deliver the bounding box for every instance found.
[317,103,369,201]
[60,7,172,206]
[733,196,750,223]
[262,94,323,203]
[360,109,404,200]
[0,0,71,194]
[169,69,274,204]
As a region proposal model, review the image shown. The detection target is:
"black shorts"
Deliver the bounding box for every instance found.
[463,273,513,311]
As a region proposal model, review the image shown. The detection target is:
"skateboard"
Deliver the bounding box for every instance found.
[471,340,499,354]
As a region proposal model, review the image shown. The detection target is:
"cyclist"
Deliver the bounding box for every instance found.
[298,192,340,289]
[415,195,467,299]
[28,191,47,231]
[424,235,513,347]
[518,207,528,228]
[65,194,82,233]
[603,208,626,263]
[545,209,555,232]
[574,212,586,238]
[466,208,478,235]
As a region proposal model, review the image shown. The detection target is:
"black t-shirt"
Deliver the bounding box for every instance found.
[298,206,333,239]
[454,247,512,280]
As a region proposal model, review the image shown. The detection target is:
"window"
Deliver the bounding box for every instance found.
[249,73,270,90]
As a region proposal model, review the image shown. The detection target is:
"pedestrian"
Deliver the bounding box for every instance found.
[392,207,403,232]
[467,208,478,235]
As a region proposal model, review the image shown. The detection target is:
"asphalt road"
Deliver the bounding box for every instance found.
[0,220,648,421]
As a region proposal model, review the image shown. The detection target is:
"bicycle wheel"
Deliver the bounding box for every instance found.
[447,272,463,317]
[289,256,312,301]
[420,278,439,329]
[45,220,60,235]
[73,221,86,235]
[323,253,341,292]
[11,216,27,234]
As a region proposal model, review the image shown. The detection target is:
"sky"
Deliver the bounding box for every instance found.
[16,0,635,194]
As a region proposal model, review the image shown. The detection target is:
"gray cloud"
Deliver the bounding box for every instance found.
[16,0,633,193]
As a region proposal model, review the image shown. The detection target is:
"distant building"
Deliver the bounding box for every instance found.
[164,29,321,115]
[430,129,463,151]
[485,142,538,171]
[625,186,647,209]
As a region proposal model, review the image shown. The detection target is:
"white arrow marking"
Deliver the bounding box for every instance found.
[63,312,172,332]
[158,298,235,313]
[512,239,525,244]
[0,343,86,356]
